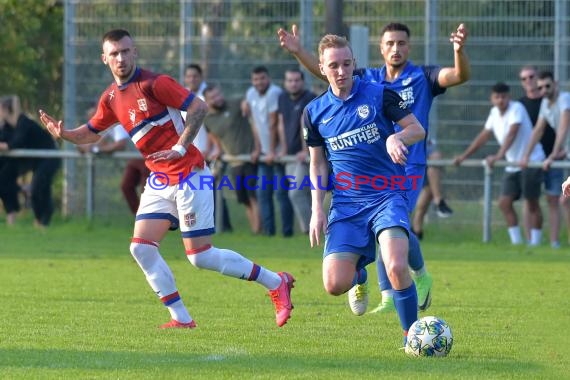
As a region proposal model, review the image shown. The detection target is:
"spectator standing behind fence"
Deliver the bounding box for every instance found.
[521,71,570,247]
[184,63,232,232]
[246,66,294,237]
[203,84,261,234]
[455,82,545,245]
[411,138,453,240]
[518,66,556,246]
[0,115,19,225]
[0,95,60,228]
[277,68,315,234]
[39,29,294,328]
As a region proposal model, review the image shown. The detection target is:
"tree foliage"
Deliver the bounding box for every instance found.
[0,0,63,115]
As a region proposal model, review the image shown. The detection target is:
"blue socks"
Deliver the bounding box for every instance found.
[351,267,368,286]
[393,283,418,332]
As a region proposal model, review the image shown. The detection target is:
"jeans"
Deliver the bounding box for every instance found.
[257,162,294,236]
[285,161,311,233]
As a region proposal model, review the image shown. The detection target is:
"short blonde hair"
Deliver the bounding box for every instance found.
[318,34,352,60]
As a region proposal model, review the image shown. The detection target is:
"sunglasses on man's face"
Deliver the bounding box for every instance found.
[520,74,535,81]
[538,83,552,91]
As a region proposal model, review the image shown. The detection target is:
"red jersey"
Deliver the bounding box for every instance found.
[88,67,204,184]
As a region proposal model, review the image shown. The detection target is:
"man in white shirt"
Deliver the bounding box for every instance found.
[522,71,570,247]
[246,65,293,236]
[455,82,545,245]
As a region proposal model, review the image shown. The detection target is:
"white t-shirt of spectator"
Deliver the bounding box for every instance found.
[246,83,283,154]
[181,81,209,156]
[485,100,545,172]
[538,91,570,153]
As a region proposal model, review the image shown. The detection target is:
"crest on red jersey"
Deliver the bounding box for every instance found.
[137,98,148,112]
[184,212,197,227]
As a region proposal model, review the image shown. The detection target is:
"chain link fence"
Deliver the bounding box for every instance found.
[60,0,570,234]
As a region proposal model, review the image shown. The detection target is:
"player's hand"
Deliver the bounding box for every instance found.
[562,177,570,197]
[519,156,529,168]
[277,24,301,54]
[147,149,183,163]
[309,208,327,248]
[386,135,408,165]
[39,110,64,139]
[450,23,468,52]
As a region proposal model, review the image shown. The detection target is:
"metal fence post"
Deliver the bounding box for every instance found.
[482,161,493,243]
[86,154,94,221]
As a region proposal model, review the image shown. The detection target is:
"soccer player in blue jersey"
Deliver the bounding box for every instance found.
[304,34,425,345]
[278,22,470,314]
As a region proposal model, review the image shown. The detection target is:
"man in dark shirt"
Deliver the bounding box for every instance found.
[203,84,261,234]
[0,95,60,227]
[518,65,558,247]
[277,68,315,234]
[0,116,19,225]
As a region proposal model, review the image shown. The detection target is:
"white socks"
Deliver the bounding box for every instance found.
[508,226,523,245]
[529,228,542,246]
[186,245,281,290]
[130,238,192,323]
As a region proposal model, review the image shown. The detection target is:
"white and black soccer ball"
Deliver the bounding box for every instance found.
[405,316,453,357]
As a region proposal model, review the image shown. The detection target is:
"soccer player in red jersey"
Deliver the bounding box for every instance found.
[39,29,294,329]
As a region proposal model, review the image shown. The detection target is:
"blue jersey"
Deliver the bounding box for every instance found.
[303,76,412,203]
[355,61,445,165]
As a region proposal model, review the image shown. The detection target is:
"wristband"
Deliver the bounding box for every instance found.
[171,144,187,157]
[91,145,100,154]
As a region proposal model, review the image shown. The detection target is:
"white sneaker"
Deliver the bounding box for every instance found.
[348,283,368,316]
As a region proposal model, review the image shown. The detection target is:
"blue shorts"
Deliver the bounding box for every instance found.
[544,167,563,196]
[324,193,410,271]
[405,164,426,212]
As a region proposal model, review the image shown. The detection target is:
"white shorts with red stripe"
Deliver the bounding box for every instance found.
[136,166,215,238]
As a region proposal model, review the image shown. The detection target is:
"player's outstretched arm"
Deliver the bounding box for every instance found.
[38,110,100,145]
[277,24,326,82]
[437,23,470,88]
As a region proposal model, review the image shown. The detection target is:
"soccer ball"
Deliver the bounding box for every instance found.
[405,316,453,357]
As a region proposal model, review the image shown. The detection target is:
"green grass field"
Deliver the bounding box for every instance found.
[0,213,569,379]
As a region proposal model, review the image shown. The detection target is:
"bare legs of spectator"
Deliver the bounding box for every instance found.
[427,152,453,218]
[498,195,522,244]
[560,195,570,245]
[546,194,561,247]
[412,185,432,239]
[245,197,261,234]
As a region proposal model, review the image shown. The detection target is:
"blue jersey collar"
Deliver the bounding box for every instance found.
[379,61,416,84]
[327,76,362,102]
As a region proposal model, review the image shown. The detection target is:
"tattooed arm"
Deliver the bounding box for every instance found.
[147,97,208,162]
